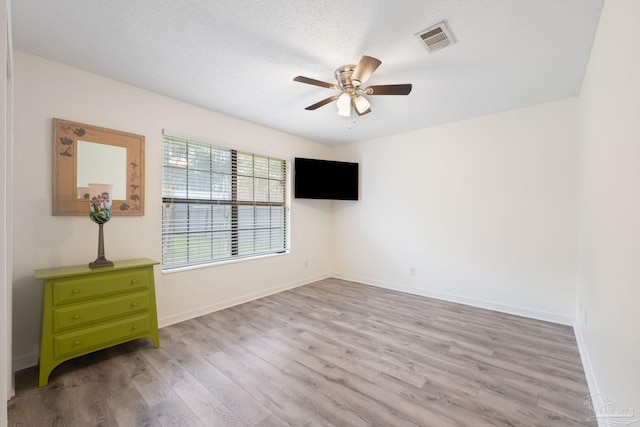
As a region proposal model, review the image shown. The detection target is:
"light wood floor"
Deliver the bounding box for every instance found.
[8,278,596,426]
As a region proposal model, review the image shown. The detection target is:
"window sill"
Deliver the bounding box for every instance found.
[161,250,290,274]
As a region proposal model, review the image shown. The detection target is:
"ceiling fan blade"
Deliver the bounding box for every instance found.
[305,95,340,110]
[351,55,382,85]
[364,84,412,95]
[294,76,338,89]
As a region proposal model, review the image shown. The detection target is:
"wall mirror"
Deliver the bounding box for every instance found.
[53,118,145,215]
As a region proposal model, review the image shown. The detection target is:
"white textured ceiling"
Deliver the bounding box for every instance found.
[12,0,603,146]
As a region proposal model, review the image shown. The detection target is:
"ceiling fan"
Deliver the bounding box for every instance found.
[294,55,412,117]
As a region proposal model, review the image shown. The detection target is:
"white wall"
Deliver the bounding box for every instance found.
[576,0,640,422]
[333,99,579,323]
[2,0,13,418]
[12,51,334,368]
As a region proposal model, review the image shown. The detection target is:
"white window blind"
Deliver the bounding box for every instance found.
[162,134,289,271]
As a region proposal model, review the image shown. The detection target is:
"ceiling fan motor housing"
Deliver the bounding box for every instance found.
[335,65,358,93]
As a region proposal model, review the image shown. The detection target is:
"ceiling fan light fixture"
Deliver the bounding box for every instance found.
[353,95,371,115]
[337,92,351,116]
[337,105,351,117]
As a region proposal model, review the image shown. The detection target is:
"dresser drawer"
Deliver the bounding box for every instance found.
[53,291,150,332]
[52,269,149,305]
[54,314,151,359]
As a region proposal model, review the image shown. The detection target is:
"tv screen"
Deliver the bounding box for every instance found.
[294,158,359,200]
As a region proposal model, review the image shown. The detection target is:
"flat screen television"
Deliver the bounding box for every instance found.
[294,157,359,201]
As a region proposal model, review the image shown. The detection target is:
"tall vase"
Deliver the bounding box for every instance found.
[88,183,114,268]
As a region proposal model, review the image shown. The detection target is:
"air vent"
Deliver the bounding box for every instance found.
[415,21,456,53]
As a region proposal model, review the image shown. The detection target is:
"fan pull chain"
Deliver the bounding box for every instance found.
[348,107,356,130]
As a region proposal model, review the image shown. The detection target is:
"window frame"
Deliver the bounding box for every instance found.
[161,133,290,272]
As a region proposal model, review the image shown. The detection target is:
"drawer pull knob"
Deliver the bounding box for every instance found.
[131,302,138,307]
[130,280,138,285]
[132,325,138,330]
[73,340,81,346]
[72,289,80,294]
[72,314,80,320]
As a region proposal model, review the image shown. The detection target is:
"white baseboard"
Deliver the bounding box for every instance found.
[158,272,331,328]
[574,324,607,427]
[332,273,575,326]
[13,352,38,372]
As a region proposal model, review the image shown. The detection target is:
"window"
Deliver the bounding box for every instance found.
[162,134,289,271]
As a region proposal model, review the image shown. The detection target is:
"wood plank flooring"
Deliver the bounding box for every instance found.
[8,278,596,426]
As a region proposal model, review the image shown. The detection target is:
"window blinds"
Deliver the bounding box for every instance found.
[162,134,288,270]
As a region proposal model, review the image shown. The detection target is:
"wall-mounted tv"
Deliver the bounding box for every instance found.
[294,157,359,201]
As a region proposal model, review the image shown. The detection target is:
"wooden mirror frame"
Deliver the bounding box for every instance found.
[52,118,145,216]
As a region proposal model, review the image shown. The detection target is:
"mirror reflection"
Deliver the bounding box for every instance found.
[76,141,127,200]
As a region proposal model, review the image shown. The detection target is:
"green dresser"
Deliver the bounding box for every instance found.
[35,258,160,386]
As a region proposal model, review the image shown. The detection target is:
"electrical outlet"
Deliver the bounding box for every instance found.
[304,260,309,268]
[409,267,415,276]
